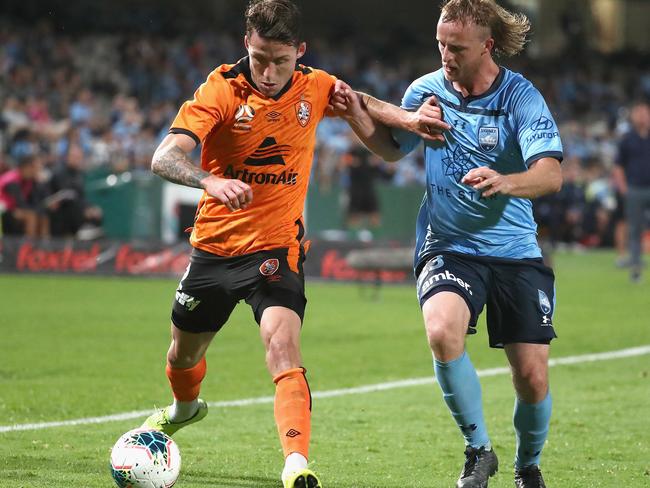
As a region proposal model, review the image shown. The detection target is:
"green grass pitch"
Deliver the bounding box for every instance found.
[0,250,649,487]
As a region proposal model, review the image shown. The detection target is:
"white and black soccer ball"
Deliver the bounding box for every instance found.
[109,429,181,488]
[235,104,255,123]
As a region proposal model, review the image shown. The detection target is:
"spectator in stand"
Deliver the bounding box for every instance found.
[614,100,650,283]
[0,155,50,237]
[583,157,616,248]
[48,143,103,238]
[540,157,586,248]
[340,145,391,240]
[1,21,650,248]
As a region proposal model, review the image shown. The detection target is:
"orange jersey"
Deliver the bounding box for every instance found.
[170,57,336,261]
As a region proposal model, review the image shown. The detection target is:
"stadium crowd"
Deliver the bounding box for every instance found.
[1,20,649,248]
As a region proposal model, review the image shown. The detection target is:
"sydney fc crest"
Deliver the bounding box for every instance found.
[478,126,499,152]
[295,101,312,127]
[538,289,552,315]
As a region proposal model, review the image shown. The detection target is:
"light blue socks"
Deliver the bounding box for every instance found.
[513,392,552,468]
[434,351,490,448]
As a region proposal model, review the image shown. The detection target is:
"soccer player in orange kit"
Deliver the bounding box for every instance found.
[142,1,339,486]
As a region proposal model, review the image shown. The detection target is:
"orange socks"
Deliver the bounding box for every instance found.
[166,356,207,401]
[165,360,311,459]
[273,367,312,459]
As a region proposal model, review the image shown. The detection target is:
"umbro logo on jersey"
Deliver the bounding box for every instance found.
[266,111,282,121]
[244,137,291,166]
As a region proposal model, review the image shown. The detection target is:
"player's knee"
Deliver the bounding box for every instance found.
[166,347,203,369]
[514,366,548,396]
[423,311,464,351]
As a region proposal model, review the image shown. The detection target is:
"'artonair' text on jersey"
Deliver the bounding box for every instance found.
[170,57,335,269]
[393,67,563,264]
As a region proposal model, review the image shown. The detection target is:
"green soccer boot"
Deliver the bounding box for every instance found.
[141,399,208,436]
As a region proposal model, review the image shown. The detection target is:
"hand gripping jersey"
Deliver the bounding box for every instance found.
[392,67,563,263]
[170,57,336,269]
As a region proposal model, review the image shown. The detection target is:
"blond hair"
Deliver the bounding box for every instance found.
[441,0,530,57]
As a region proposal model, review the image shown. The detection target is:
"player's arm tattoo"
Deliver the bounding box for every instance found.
[151,144,210,189]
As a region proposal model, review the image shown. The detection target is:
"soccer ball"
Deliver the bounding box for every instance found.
[109,429,181,488]
[235,103,255,123]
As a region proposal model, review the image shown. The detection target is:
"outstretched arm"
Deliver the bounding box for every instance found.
[330,89,404,161]
[152,133,253,211]
[329,81,450,161]
[360,92,450,142]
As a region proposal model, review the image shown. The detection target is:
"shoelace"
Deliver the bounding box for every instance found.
[461,448,482,478]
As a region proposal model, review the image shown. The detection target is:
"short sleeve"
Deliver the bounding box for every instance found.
[513,84,564,166]
[314,69,337,119]
[390,81,424,155]
[170,69,233,145]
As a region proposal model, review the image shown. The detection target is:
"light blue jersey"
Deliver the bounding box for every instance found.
[393,67,563,265]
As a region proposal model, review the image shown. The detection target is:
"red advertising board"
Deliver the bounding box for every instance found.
[0,238,413,283]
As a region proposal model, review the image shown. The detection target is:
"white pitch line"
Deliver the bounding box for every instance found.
[2,345,649,434]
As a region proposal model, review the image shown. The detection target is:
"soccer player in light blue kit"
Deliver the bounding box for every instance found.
[331,1,562,487]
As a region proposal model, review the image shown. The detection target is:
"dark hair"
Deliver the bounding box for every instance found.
[441,0,530,57]
[245,0,303,46]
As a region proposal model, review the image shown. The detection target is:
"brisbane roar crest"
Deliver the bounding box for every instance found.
[295,101,312,127]
[259,258,280,276]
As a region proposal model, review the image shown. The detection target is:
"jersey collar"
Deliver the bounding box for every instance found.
[444,66,505,106]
